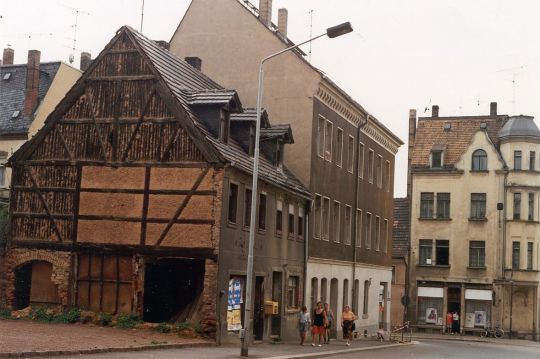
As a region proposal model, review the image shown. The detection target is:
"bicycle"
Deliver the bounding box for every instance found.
[480,325,504,338]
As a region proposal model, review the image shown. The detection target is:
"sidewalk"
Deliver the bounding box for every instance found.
[410,331,540,348]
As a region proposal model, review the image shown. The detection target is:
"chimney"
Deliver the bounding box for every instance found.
[154,40,170,51]
[3,48,14,65]
[490,102,497,116]
[185,56,202,71]
[278,8,288,36]
[407,109,416,199]
[432,105,439,117]
[24,50,41,116]
[80,52,92,72]
[259,0,272,27]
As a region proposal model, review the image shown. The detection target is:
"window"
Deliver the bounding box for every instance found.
[431,151,442,168]
[420,192,434,218]
[248,124,255,156]
[0,166,5,187]
[344,205,352,245]
[384,161,391,191]
[347,136,355,173]
[527,242,533,270]
[471,149,487,171]
[353,280,359,314]
[219,109,229,143]
[365,212,372,249]
[276,200,283,236]
[275,142,284,167]
[376,155,383,188]
[244,188,252,227]
[530,151,536,171]
[322,197,330,240]
[512,242,520,269]
[470,193,486,219]
[435,240,449,266]
[419,240,432,265]
[228,183,238,223]
[336,128,343,167]
[529,192,534,221]
[332,201,341,243]
[368,149,374,183]
[258,193,267,230]
[288,203,295,237]
[363,280,370,315]
[324,121,333,161]
[298,208,304,239]
[358,143,365,178]
[514,150,522,170]
[355,209,362,247]
[343,279,349,308]
[314,195,322,239]
[287,276,299,308]
[436,193,450,219]
[469,241,485,267]
[317,117,325,158]
[391,266,396,284]
[514,192,521,220]
[383,219,388,253]
[374,216,381,251]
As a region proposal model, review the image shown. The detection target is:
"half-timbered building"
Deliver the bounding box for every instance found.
[2,26,310,340]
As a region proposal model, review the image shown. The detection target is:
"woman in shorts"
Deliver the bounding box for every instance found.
[311,302,326,346]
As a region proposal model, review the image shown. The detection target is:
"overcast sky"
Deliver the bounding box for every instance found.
[2,0,540,197]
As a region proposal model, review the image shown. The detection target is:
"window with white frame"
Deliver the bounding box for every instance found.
[347,135,355,173]
[383,219,388,253]
[324,121,333,162]
[322,197,331,240]
[344,205,352,245]
[332,201,340,243]
[355,209,362,247]
[288,203,295,238]
[365,212,372,249]
[317,117,325,158]
[297,207,304,239]
[358,142,365,179]
[314,195,322,238]
[287,276,300,308]
[368,149,374,183]
[375,216,380,250]
[276,199,283,236]
[336,128,343,167]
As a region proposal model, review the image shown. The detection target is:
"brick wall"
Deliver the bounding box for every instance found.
[200,259,218,336]
[4,248,72,308]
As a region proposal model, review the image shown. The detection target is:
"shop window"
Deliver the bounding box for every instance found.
[512,241,520,269]
[228,183,238,224]
[465,299,491,329]
[333,201,341,243]
[472,149,487,171]
[419,239,433,265]
[417,296,443,325]
[287,276,299,308]
[514,150,522,170]
[513,192,521,220]
[258,193,267,230]
[436,193,450,219]
[470,193,486,219]
[469,241,485,267]
[435,240,449,266]
[527,242,533,270]
[275,200,283,237]
[420,192,434,218]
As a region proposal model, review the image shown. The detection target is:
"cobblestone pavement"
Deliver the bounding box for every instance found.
[0,319,210,356]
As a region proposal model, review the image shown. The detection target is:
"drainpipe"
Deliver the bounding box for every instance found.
[351,116,369,313]
[503,170,509,336]
[303,199,311,307]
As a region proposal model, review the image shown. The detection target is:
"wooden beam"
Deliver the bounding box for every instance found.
[140,167,151,246]
[79,188,216,196]
[160,125,183,162]
[59,118,177,125]
[84,88,110,161]
[121,85,156,162]
[13,186,76,193]
[18,160,216,168]
[72,165,82,242]
[87,75,156,82]
[111,81,123,162]
[12,212,214,225]
[154,167,210,247]
[55,126,74,161]
[27,169,64,242]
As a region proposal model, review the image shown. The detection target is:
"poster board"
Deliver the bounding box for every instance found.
[426,308,438,324]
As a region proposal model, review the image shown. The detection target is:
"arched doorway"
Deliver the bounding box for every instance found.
[329,278,338,338]
[14,261,60,309]
[311,277,318,310]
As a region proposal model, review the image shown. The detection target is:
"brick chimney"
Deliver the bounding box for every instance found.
[407,109,416,198]
[24,50,41,116]
[490,102,497,116]
[278,8,288,36]
[432,105,439,117]
[185,57,202,71]
[3,48,14,65]
[259,0,272,27]
[80,52,92,72]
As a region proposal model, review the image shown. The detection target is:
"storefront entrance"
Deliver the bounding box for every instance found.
[447,287,461,331]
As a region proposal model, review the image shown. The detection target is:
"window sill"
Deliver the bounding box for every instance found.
[508,219,540,224]
[275,231,282,238]
[418,217,452,221]
[362,314,369,319]
[467,266,487,270]
[257,228,267,235]
[288,234,296,241]
[468,218,487,222]
[227,221,238,229]
[470,170,489,173]
[417,264,450,268]
[504,268,540,273]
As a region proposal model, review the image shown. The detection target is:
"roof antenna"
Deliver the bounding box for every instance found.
[308,9,314,62]
[61,4,90,64]
[496,65,525,114]
[140,0,145,33]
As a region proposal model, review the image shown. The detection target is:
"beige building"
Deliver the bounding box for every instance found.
[0,49,81,199]
[169,0,403,340]
[408,104,540,339]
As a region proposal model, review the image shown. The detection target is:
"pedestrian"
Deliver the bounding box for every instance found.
[341,305,357,346]
[297,305,311,345]
[446,311,453,334]
[452,311,460,334]
[311,302,326,347]
[323,303,334,344]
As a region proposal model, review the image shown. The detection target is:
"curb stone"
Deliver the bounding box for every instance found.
[0,341,215,358]
[259,342,411,359]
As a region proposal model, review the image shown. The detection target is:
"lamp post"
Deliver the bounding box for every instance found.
[240,21,353,357]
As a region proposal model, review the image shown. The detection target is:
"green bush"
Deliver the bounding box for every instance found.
[31,307,80,324]
[176,321,191,331]
[0,309,11,319]
[156,322,171,333]
[117,313,142,329]
[98,312,113,326]
[55,307,80,324]
[32,307,55,322]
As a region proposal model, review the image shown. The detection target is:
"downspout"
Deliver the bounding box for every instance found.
[503,170,509,337]
[303,199,311,307]
[351,116,369,311]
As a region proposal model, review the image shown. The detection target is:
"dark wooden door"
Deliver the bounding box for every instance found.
[253,276,264,340]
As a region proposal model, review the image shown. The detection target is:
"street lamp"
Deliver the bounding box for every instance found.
[241,21,353,357]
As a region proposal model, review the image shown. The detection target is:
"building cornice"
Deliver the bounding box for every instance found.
[308,256,392,271]
[411,168,465,176]
[315,81,365,127]
[362,121,401,155]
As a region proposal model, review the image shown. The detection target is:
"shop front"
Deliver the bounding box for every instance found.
[463,289,492,333]
[416,286,444,331]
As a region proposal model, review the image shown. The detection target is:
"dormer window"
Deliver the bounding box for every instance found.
[219,109,230,144]
[431,151,442,168]
[275,141,284,168]
[472,149,487,171]
[248,124,256,157]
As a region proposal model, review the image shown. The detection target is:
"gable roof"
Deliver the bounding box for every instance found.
[411,115,508,168]
[0,62,61,136]
[230,108,271,128]
[260,124,294,143]
[392,197,409,258]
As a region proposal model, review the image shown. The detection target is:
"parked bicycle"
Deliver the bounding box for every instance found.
[481,325,504,338]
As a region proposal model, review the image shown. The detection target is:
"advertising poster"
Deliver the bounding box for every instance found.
[465,313,475,328]
[426,308,438,324]
[474,311,487,328]
[227,278,243,331]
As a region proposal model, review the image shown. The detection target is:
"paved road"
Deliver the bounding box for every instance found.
[332,339,540,359]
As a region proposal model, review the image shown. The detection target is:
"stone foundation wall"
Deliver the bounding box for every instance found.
[200,259,218,337]
[4,248,72,308]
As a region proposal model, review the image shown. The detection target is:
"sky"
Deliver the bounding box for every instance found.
[2,0,540,197]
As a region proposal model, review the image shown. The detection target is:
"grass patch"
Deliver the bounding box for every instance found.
[0,309,11,319]
[156,322,171,333]
[31,307,80,323]
[98,312,113,326]
[117,313,142,329]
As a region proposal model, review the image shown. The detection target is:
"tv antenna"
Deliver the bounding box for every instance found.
[140,0,145,33]
[496,65,526,113]
[308,9,314,62]
[61,4,90,64]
